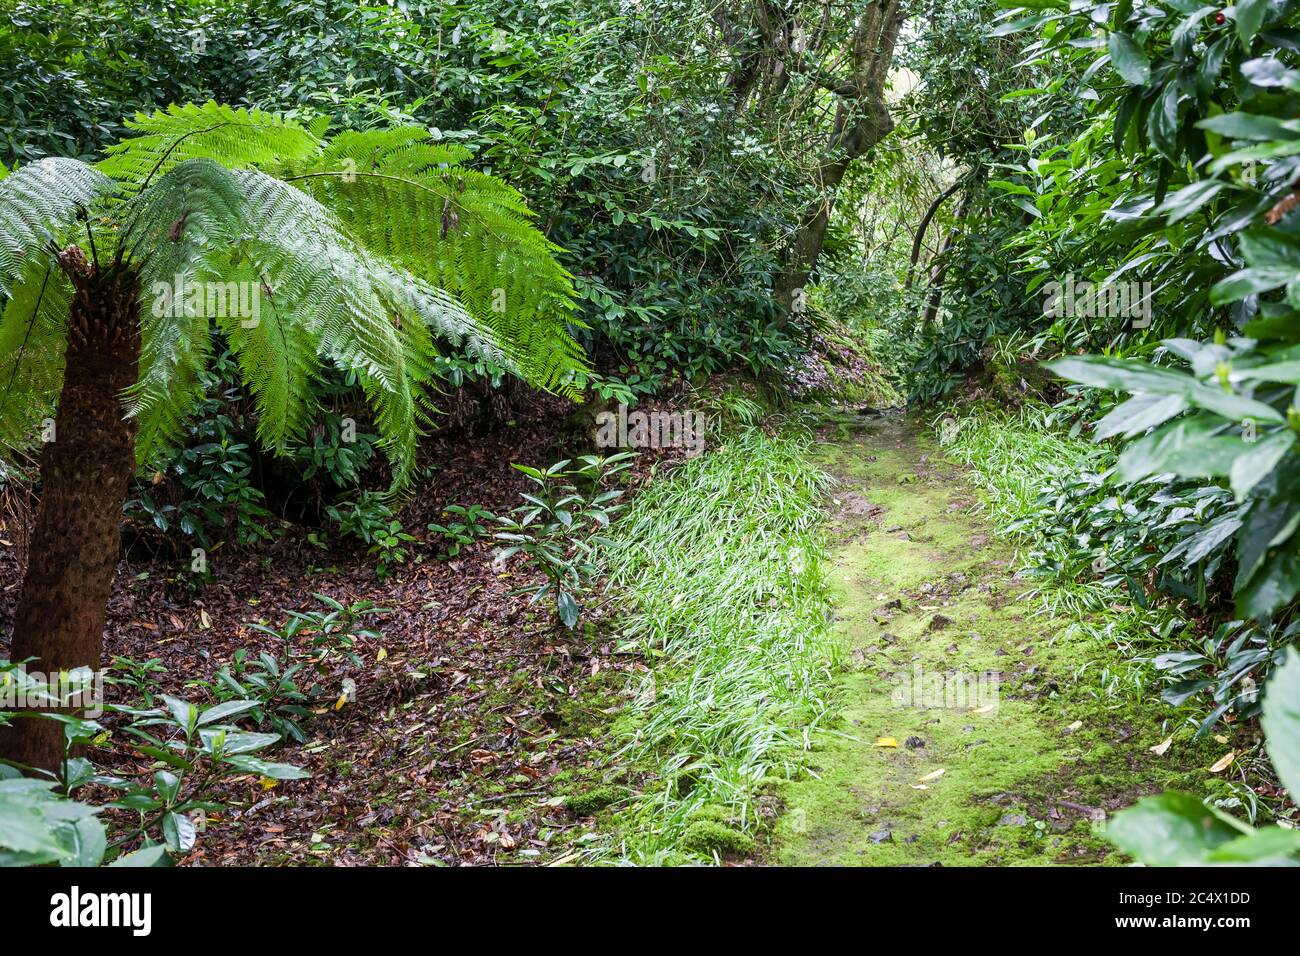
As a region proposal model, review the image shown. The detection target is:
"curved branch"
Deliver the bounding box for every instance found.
[906,175,967,291]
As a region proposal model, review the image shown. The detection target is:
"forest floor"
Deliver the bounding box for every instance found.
[0,394,686,866]
[0,398,1233,866]
[771,408,1221,866]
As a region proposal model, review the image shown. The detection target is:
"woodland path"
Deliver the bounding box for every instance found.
[772,410,1212,866]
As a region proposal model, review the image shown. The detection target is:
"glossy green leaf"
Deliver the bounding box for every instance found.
[1261,647,1300,799]
[1107,32,1150,85]
[1105,792,1245,864]
[1206,826,1300,862]
[1230,431,1295,499]
[1237,0,1270,46]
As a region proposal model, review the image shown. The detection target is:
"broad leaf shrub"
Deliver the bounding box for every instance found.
[939,402,1296,731]
[0,683,307,866]
[494,453,634,628]
[1105,646,1300,864]
[986,1,1300,729]
[1051,344,1300,623]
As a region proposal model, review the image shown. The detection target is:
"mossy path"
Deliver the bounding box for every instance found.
[773,410,1217,866]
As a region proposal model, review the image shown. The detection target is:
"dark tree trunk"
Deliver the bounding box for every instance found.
[0,249,140,773]
[773,0,905,313]
[906,176,967,290]
[919,189,977,333]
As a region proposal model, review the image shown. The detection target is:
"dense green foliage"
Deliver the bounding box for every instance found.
[982,0,1300,712]
[3,0,1299,869]
[0,0,811,390]
[0,101,584,485]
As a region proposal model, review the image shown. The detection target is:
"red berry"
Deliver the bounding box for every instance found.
[1215,12,1226,24]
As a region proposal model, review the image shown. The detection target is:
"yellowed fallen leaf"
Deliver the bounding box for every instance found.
[198,609,211,629]
[911,784,929,790]
[376,647,387,662]
[1214,734,1229,745]
[1065,720,1083,732]
[1149,736,1173,757]
[919,768,946,782]
[258,776,279,790]
[1209,751,1236,773]
[971,703,996,716]
[875,737,899,748]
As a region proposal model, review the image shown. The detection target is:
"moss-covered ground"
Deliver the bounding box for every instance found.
[773,409,1221,866]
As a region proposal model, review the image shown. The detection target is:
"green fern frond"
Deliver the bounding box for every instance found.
[313,128,475,174]
[0,105,593,492]
[129,304,210,467]
[285,127,587,397]
[0,258,71,450]
[232,170,443,484]
[120,158,245,280]
[125,160,247,463]
[0,158,113,301]
[97,102,320,193]
[217,285,321,454]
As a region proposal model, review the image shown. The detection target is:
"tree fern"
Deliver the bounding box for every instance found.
[0,102,594,772]
[0,102,587,487]
[119,159,244,461]
[0,258,72,448]
[284,127,585,396]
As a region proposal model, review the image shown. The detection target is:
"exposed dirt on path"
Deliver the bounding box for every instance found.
[773,409,1217,866]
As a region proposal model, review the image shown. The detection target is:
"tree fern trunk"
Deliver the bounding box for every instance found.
[0,250,139,772]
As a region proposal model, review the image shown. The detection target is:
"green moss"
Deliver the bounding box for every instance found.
[680,820,755,858]
[691,804,734,825]
[774,409,1223,867]
[563,786,627,817]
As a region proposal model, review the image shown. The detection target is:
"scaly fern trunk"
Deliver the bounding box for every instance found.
[0,248,140,772]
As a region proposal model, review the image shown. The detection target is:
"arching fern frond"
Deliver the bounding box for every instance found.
[1,105,594,493]
[96,102,320,194]
[0,257,71,450]
[284,127,586,397]
[126,159,246,464]
[228,170,461,484]
[120,158,245,281]
[213,263,321,456]
[0,158,113,301]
